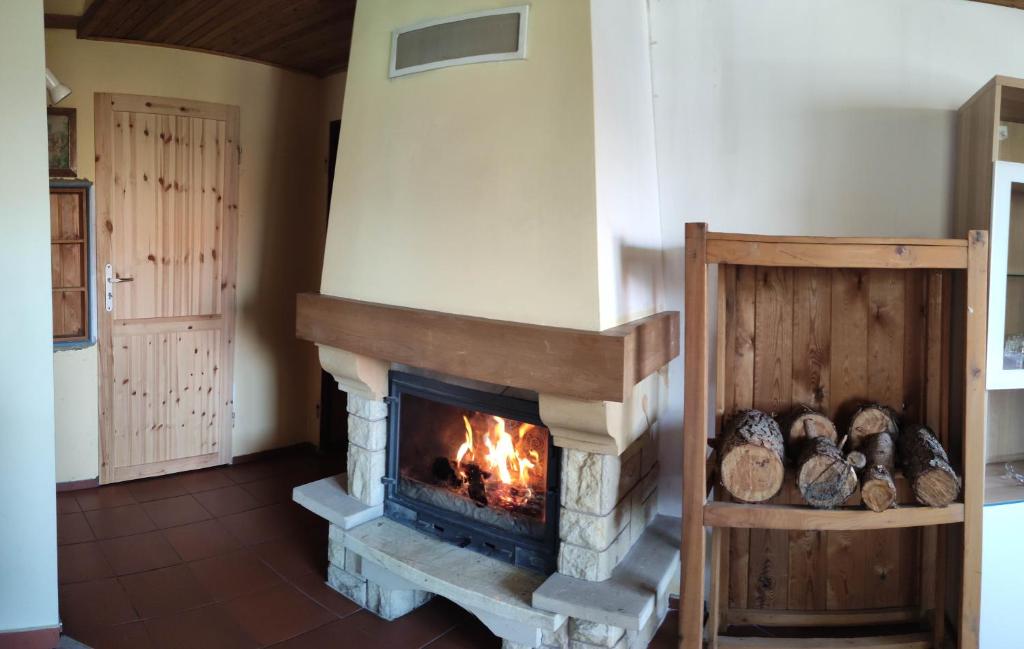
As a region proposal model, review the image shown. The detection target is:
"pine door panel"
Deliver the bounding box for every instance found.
[96,93,238,483]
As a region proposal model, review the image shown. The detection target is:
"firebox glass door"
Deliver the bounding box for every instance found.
[397,391,551,541]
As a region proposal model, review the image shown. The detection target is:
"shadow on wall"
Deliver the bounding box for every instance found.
[235,76,329,454]
[618,243,664,326]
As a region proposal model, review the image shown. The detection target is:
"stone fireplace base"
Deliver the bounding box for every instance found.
[294,474,679,649]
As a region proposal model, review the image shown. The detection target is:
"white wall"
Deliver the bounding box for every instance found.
[981,501,1024,647]
[591,0,664,330]
[649,0,1024,515]
[0,0,59,634]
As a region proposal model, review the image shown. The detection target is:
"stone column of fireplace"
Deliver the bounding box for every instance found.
[557,432,659,582]
[318,345,435,620]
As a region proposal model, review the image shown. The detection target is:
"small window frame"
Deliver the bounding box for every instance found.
[50,179,96,350]
[388,5,529,79]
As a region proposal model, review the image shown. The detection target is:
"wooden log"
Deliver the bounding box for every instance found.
[899,424,961,507]
[717,409,785,503]
[781,405,838,456]
[797,436,858,509]
[859,432,897,512]
[848,403,899,449]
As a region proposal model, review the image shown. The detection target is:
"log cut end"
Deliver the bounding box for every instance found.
[718,409,786,503]
[861,465,898,512]
[849,404,899,449]
[720,445,786,503]
[899,423,961,508]
[783,406,838,452]
[797,436,858,509]
[913,468,961,508]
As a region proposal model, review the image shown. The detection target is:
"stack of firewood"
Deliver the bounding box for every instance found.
[716,404,961,510]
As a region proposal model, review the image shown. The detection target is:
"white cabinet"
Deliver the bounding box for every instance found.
[987,161,1024,390]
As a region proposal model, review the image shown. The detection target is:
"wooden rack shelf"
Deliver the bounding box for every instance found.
[703,501,965,531]
[680,224,988,649]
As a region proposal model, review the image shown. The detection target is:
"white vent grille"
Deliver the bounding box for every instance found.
[389,6,529,78]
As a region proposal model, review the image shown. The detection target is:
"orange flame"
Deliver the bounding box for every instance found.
[454,415,540,507]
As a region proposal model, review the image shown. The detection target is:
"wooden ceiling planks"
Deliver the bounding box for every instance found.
[970,0,1024,9]
[76,0,356,76]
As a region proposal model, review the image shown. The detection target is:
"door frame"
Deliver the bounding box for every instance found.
[94,92,240,484]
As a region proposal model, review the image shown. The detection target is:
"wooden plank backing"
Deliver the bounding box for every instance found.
[296,293,680,403]
[712,267,952,617]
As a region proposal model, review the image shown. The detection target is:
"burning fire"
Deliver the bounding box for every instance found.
[455,414,541,508]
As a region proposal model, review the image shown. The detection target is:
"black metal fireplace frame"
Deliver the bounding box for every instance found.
[383,371,560,574]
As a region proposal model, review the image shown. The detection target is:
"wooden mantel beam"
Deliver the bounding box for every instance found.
[296,293,679,403]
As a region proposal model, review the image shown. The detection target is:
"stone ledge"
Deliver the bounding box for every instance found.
[533,515,680,632]
[292,473,383,529]
[336,517,566,634]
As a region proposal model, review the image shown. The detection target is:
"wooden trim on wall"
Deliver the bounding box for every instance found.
[0,626,60,649]
[232,442,316,465]
[295,293,680,403]
[44,13,79,30]
[56,477,99,493]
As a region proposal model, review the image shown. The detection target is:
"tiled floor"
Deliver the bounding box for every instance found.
[57,451,679,648]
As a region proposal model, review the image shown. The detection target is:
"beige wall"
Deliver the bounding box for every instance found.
[46,30,332,481]
[0,0,59,631]
[322,0,603,330]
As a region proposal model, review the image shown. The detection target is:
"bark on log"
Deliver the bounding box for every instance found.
[717,409,785,503]
[899,424,961,507]
[848,403,900,449]
[781,405,838,456]
[797,436,859,509]
[859,432,897,512]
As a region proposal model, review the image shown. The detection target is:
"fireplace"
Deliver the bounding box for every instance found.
[383,371,561,574]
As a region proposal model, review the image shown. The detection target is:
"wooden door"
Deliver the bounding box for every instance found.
[95,93,239,483]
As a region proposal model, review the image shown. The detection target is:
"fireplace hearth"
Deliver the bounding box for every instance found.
[383,372,561,574]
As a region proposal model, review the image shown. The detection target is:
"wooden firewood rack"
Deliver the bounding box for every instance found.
[679,224,988,649]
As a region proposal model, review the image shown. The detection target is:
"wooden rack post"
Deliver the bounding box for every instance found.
[679,225,988,649]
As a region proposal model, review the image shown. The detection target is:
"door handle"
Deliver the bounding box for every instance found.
[104,264,133,312]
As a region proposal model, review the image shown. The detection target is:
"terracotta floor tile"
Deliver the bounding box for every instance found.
[178,468,234,494]
[648,609,679,649]
[144,604,258,649]
[85,504,156,539]
[162,519,240,562]
[346,598,464,649]
[58,512,96,545]
[223,583,334,646]
[127,476,189,503]
[142,494,211,529]
[192,485,260,517]
[288,572,361,618]
[75,485,136,511]
[187,549,284,601]
[59,578,138,631]
[59,541,114,584]
[422,618,502,649]
[69,621,154,649]
[99,530,182,576]
[263,618,374,649]
[225,460,281,485]
[220,503,300,546]
[251,534,325,580]
[119,563,215,619]
[58,493,82,514]
[239,475,294,506]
